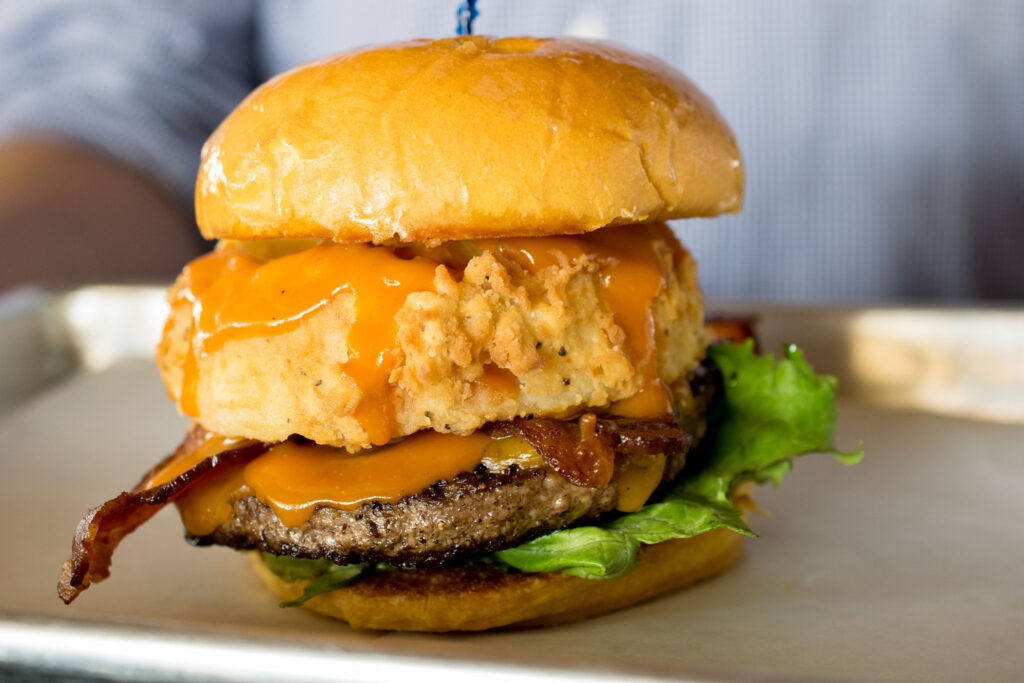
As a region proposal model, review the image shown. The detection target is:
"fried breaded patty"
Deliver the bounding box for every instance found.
[157,229,705,450]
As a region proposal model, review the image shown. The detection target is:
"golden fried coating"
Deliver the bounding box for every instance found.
[157,232,705,450]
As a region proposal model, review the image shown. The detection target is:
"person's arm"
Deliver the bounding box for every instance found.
[0,139,202,291]
[0,0,256,291]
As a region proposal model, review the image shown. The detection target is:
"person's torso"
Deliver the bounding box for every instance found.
[255,0,1024,302]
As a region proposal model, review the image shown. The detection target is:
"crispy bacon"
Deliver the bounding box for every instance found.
[58,416,686,603]
[487,414,690,487]
[60,413,691,603]
[58,427,268,604]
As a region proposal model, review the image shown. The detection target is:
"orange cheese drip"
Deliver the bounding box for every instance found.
[476,363,520,399]
[243,431,493,527]
[175,462,249,536]
[172,250,249,417]
[162,431,527,535]
[175,243,440,444]
[141,431,255,537]
[482,224,676,418]
[143,431,252,490]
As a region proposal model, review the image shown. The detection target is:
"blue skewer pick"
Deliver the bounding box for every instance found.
[456,0,479,35]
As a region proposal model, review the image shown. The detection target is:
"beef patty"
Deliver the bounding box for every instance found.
[190,362,722,567]
[190,448,685,567]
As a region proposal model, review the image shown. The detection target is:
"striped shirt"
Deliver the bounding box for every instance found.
[1,0,1021,302]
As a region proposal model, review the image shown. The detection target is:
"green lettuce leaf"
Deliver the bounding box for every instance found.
[686,340,863,503]
[607,492,754,544]
[495,340,862,577]
[492,527,639,579]
[261,553,367,607]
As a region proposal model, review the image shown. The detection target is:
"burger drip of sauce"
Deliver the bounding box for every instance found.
[175,224,676,446]
[168,224,681,530]
[481,222,676,419]
[244,431,495,526]
[479,224,678,503]
[147,430,543,535]
[174,243,440,445]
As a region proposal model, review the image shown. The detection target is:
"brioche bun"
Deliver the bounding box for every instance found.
[251,526,744,632]
[196,36,743,244]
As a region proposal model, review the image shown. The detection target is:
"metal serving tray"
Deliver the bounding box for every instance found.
[0,286,1022,682]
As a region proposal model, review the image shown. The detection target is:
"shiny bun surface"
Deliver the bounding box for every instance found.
[196,36,743,243]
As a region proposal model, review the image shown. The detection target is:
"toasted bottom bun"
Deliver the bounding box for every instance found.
[250,528,744,632]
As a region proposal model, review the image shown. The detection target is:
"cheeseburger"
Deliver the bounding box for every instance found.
[59,37,858,631]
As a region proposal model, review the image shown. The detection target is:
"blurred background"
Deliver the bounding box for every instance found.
[0,0,1021,303]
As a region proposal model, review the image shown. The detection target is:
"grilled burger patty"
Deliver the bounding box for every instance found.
[190,448,687,567]
[189,361,722,567]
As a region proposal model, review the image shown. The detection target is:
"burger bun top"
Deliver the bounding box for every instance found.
[196,36,743,244]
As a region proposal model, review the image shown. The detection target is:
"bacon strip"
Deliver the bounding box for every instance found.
[58,428,268,604]
[59,415,689,603]
[487,414,690,487]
